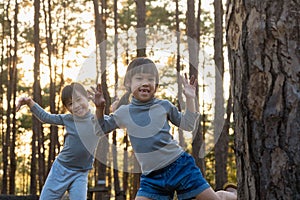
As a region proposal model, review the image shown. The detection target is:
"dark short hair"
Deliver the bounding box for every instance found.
[61,82,88,106]
[124,57,159,91]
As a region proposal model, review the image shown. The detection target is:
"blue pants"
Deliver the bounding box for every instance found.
[40,160,89,200]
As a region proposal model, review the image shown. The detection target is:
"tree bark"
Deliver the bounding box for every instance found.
[31,0,42,194]
[226,0,300,199]
[214,0,228,190]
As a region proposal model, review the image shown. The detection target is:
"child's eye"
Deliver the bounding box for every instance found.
[75,97,82,102]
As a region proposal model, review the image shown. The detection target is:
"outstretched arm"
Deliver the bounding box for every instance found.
[182,74,198,113]
[16,97,35,112]
[16,97,64,125]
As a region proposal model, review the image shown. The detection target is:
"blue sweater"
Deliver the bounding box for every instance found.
[31,103,100,171]
[99,97,199,175]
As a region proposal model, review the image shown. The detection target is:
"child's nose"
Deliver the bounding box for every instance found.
[142,79,151,85]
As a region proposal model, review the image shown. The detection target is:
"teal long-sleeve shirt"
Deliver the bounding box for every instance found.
[98,97,199,175]
[30,103,101,171]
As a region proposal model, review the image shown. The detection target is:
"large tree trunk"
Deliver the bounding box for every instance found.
[226,0,300,199]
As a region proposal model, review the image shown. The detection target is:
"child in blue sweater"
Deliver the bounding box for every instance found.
[92,57,237,200]
[17,82,100,200]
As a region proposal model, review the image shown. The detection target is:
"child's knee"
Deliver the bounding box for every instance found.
[216,190,237,200]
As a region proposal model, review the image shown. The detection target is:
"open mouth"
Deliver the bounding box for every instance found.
[139,88,150,94]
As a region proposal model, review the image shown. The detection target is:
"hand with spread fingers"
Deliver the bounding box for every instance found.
[180,73,198,113]
[88,84,106,109]
[181,73,197,99]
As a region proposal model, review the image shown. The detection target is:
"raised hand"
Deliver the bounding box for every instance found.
[182,73,197,99]
[16,97,34,112]
[88,84,106,109]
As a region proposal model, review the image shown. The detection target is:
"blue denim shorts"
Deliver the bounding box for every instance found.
[136,152,210,200]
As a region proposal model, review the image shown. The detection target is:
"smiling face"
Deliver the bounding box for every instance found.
[124,57,159,102]
[129,73,157,102]
[65,92,90,117]
[61,83,90,117]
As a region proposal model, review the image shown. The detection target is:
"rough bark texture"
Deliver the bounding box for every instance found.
[226,0,300,199]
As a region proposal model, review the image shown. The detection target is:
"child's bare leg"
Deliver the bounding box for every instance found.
[195,187,221,200]
[216,190,237,200]
[195,187,237,200]
[218,182,237,199]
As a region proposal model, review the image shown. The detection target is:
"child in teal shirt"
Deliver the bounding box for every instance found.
[17,82,100,200]
[92,57,237,200]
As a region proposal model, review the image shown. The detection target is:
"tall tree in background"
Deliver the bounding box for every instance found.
[1,1,12,194]
[93,1,111,199]
[187,0,205,173]
[34,0,48,190]
[112,0,122,198]
[2,1,10,194]
[31,0,42,195]
[43,0,59,178]
[0,4,4,192]
[136,0,146,57]
[9,0,19,194]
[213,0,228,190]
[227,0,300,199]
[175,0,186,148]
